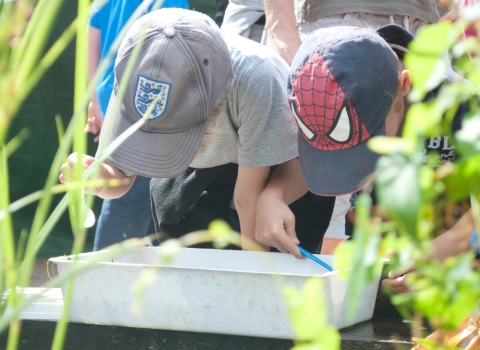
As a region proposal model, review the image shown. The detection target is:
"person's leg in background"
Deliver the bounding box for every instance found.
[93,175,155,251]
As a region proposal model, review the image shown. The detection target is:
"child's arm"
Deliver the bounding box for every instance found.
[59,153,135,199]
[234,165,270,251]
[255,158,308,258]
[263,0,302,65]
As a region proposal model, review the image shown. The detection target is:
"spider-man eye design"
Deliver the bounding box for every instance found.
[290,100,316,141]
[290,53,370,151]
[326,101,353,143]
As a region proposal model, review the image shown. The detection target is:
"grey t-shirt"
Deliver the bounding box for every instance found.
[295,0,440,24]
[190,32,298,169]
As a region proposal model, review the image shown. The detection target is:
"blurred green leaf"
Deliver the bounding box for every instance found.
[413,338,462,350]
[368,136,415,155]
[342,194,383,322]
[405,22,452,99]
[131,268,158,315]
[393,253,480,330]
[159,239,182,264]
[409,22,452,56]
[54,115,65,146]
[443,153,480,200]
[209,219,233,249]
[403,102,442,142]
[3,128,29,158]
[283,278,340,349]
[333,241,353,279]
[419,167,435,191]
[454,114,480,158]
[375,152,421,238]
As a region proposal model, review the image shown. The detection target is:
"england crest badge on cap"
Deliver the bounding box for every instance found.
[134,75,171,120]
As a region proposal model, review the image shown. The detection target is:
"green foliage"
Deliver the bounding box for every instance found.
[392,253,480,330]
[405,21,458,101]
[283,278,340,350]
[131,268,158,315]
[335,195,389,323]
[368,136,415,155]
[159,239,182,264]
[209,219,234,249]
[334,194,383,322]
[443,153,480,200]
[349,5,480,345]
[455,114,480,158]
[413,337,462,350]
[375,150,422,239]
[0,0,172,348]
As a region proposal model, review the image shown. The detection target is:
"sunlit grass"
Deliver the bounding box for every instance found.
[0,0,168,348]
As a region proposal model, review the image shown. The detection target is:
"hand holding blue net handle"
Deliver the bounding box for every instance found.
[298,246,334,272]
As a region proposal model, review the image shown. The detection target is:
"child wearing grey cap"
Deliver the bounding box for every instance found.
[60,8,333,255]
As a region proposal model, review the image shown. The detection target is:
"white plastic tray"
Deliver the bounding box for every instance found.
[3,288,63,321]
[51,247,380,339]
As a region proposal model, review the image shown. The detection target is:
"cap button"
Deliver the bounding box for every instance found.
[164,27,176,38]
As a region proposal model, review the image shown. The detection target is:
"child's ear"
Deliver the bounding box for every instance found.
[398,70,412,96]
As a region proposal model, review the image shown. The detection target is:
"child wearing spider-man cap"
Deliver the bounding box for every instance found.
[255,24,473,266]
[255,25,411,255]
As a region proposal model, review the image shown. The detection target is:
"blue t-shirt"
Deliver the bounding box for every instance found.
[89,0,189,117]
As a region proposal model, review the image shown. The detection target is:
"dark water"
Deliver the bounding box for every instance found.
[8,0,218,258]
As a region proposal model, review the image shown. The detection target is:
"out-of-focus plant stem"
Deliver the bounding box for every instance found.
[50,0,90,348]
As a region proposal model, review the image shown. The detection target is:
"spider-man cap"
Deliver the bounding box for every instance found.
[289,27,398,196]
[99,8,233,178]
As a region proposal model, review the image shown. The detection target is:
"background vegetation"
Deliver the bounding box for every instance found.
[8,0,217,258]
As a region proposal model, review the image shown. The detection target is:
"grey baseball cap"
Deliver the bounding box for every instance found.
[100,8,234,178]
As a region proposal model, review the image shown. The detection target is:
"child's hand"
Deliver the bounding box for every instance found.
[381,264,414,294]
[59,153,101,194]
[255,191,302,258]
[59,153,135,199]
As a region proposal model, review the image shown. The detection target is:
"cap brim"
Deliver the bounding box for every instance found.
[376,24,414,47]
[100,93,208,178]
[376,24,414,59]
[298,124,385,196]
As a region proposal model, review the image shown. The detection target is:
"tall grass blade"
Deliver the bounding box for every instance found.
[0,146,20,350]
[51,0,90,346]
[3,129,30,158]
[20,0,162,277]
[13,0,64,84]
[54,115,65,146]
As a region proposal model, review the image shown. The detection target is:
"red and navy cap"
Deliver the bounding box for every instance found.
[288,26,399,196]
